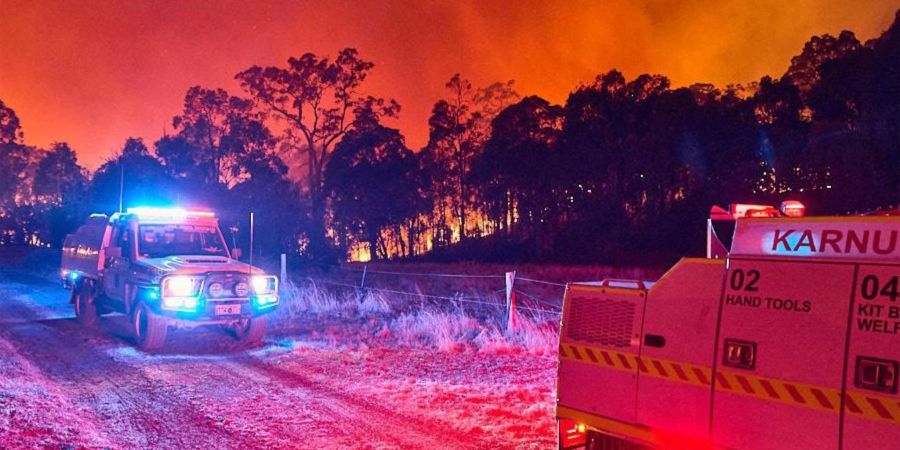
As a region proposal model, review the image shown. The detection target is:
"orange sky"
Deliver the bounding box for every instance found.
[1,0,898,169]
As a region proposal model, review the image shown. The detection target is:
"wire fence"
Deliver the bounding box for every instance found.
[287,263,578,317]
[302,275,510,309]
[516,277,567,288]
[275,258,662,328]
[336,266,505,279]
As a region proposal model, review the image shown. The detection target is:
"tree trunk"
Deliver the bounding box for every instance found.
[300,137,333,262]
[457,148,466,241]
[367,226,380,261]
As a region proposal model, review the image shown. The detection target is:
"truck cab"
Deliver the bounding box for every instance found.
[557,203,900,449]
[61,207,279,351]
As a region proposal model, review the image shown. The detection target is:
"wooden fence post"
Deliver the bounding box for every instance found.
[505,271,518,331]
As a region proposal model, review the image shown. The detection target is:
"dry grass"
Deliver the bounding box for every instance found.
[274,279,561,355]
[277,261,660,355]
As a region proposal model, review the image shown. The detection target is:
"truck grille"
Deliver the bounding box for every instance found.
[565,296,635,348]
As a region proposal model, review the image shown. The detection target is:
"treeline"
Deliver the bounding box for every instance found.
[0,11,897,265]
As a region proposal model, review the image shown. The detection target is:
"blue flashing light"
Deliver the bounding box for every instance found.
[128,206,185,217]
[160,295,201,312]
[146,289,159,301]
[253,294,278,309]
[127,206,215,219]
[69,272,79,281]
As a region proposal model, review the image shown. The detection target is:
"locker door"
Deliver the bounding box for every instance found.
[558,284,646,423]
[842,264,900,449]
[711,258,853,450]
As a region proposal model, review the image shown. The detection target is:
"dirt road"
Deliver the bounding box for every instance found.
[0,268,556,449]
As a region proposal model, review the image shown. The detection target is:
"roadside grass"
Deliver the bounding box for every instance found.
[278,262,659,354]
[273,279,563,355]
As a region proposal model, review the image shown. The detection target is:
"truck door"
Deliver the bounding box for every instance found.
[557,283,646,424]
[636,258,724,445]
[103,222,134,302]
[711,258,853,450]
[842,264,900,449]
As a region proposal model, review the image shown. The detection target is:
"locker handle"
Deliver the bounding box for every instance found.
[644,334,666,348]
[855,356,898,394]
[723,339,756,370]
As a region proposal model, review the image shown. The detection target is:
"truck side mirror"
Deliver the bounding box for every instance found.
[106,246,122,259]
[231,248,242,260]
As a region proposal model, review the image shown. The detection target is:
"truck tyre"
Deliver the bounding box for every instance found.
[231,316,266,345]
[133,302,167,351]
[73,282,98,327]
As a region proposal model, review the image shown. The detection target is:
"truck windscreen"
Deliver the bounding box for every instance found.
[137,224,228,258]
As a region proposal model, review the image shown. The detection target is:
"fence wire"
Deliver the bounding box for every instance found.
[288,264,575,318]
[336,266,505,279]
[301,276,508,309]
[516,276,567,287]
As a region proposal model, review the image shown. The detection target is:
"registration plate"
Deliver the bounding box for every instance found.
[214,304,242,316]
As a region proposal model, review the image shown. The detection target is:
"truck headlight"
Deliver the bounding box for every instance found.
[161,276,203,311]
[251,276,277,295]
[251,276,278,308]
[164,276,201,297]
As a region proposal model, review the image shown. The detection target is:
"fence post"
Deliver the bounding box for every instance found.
[360,265,368,289]
[280,253,287,284]
[505,271,518,331]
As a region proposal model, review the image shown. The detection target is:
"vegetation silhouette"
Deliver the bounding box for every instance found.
[0,11,897,265]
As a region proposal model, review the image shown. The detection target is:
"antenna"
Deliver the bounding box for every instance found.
[118,160,124,213]
[249,212,254,271]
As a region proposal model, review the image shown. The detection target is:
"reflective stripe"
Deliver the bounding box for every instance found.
[560,341,900,425]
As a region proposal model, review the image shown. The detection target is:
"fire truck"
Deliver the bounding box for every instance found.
[60,207,279,351]
[557,202,900,449]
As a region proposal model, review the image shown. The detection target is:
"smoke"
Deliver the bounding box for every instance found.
[1,0,897,167]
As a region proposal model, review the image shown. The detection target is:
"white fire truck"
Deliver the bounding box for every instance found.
[557,203,899,449]
[61,207,279,351]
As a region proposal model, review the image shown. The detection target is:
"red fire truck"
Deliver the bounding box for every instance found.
[557,203,899,449]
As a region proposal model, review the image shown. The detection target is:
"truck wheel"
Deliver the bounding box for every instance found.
[231,316,266,345]
[133,302,168,351]
[73,282,98,327]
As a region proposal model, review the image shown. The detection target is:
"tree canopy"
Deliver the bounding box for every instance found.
[1,11,898,264]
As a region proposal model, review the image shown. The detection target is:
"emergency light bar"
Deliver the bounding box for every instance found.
[730,203,780,218]
[780,200,806,217]
[728,201,807,219]
[126,207,215,219]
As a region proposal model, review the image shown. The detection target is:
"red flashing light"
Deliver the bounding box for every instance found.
[780,200,806,217]
[558,418,587,448]
[709,205,733,220]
